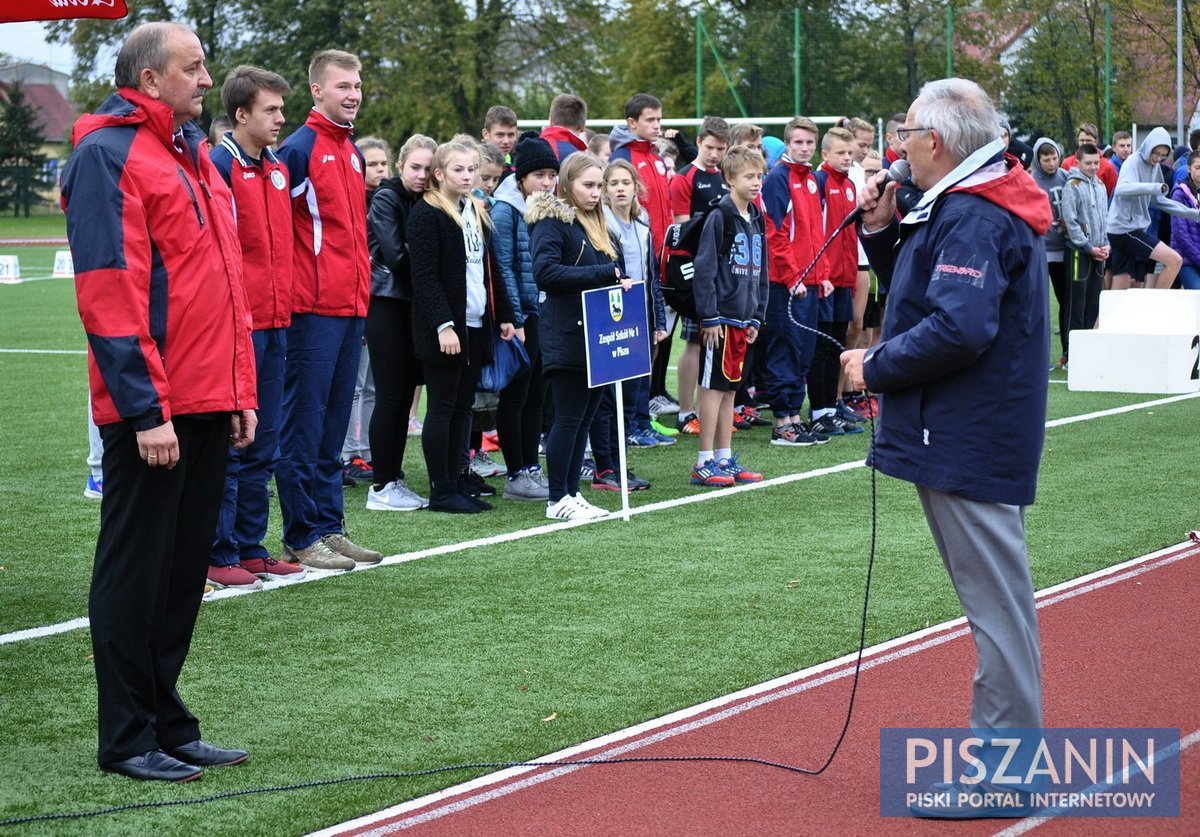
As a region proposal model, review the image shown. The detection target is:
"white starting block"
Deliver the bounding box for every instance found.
[0,255,19,284]
[52,250,74,278]
[1069,289,1200,394]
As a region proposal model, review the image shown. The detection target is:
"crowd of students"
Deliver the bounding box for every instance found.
[78,45,1200,592]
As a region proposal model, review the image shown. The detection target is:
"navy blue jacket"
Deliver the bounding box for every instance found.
[692,196,769,329]
[491,175,538,325]
[527,193,623,374]
[861,152,1052,506]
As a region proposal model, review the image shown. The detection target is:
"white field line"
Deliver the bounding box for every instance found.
[992,727,1200,836]
[312,540,1199,836]
[0,348,86,354]
[2,391,1197,649]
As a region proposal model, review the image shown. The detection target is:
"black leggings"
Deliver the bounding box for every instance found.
[422,327,484,484]
[544,369,604,502]
[365,297,424,485]
[495,315,545,474]
[809,319,850,411]
[1045,260,1069,357]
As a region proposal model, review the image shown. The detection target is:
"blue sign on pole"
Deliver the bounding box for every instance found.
[582,281,653,388]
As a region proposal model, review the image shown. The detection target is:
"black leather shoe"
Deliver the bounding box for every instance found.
[100,749,203,782]
[165,739,249,767]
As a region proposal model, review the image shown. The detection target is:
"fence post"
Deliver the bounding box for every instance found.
[696,12,703,118]
[793,9,801,116]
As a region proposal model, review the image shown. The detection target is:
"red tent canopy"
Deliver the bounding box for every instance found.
[1,1,128,24]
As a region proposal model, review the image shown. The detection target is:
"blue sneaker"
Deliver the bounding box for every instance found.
[718,453,763,483]
[650,429,677,446]
[690,459,735,487]
[84,474,103,499]
[626,429,658,448]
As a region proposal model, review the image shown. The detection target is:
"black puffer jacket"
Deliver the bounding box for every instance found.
[406,198,515,367]
[527,192,624,373]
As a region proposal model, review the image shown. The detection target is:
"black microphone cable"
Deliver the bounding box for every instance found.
[0,226,889,830]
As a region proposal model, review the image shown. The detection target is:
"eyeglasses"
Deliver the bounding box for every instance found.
[895,126,930,142]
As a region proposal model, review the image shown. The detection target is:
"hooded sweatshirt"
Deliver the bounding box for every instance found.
[1107,126,1200,235]
[1060,165,1109,255]
[608,124,672,256]
[1030,138,1067,255]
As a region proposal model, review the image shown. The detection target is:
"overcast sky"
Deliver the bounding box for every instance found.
[1,21,75,73]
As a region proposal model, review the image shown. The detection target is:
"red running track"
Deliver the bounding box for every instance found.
[319,542,1199,836]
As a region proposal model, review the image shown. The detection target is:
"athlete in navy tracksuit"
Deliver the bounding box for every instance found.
[275,52,380,569]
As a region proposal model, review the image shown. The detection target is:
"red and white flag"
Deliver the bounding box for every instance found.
[1,0,128,24]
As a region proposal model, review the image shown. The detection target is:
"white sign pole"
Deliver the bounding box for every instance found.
[614,384,631,521]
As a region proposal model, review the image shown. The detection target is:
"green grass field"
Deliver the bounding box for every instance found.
[1,249,1197,834]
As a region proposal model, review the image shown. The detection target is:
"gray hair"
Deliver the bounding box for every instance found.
[913,78,1001,164]
[114,22,196,89]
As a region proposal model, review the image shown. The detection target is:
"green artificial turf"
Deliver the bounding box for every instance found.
[1,269,1197,834]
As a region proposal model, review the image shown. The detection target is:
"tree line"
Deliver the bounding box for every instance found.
[37,0,1200,150]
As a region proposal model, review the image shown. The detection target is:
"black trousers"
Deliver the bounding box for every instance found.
[545,369,604,501]
[496,315,545,474]
[365,297,425,484]
[809,320,850,411]
[422,327,484,484]
[90,415,228,764]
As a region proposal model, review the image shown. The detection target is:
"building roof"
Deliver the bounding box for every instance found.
[0,80,76,142]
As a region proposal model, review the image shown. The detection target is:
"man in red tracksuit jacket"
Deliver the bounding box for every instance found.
[207,65,307,590]
[757,116,833,445]
[609,93,672,256]
[275,49,381,571]
[809,126,867,437]
[62,21,257,783]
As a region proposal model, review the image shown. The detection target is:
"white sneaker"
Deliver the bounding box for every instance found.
[470,450,504,478]
[366,481,423,511]
[546,494,606,521]
[394,478,428,508]
[546,495,584,520]
[407,417,423,436]
[648,394,679,417]
[569,494,609,519]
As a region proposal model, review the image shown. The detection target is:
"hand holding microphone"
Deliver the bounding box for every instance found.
[844,159,910,233]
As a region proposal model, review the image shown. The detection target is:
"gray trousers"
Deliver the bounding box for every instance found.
[342,342,375,462]
[916,485,1043,731]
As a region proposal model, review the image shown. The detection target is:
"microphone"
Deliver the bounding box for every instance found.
[836,159,911,232]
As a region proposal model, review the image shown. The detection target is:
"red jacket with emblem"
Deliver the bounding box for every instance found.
[817,162,859,289]
[609,126,672,256]
[61,88,256,429]
[276,109,370,317]
[761,158,830,289]
[210,135,294,329]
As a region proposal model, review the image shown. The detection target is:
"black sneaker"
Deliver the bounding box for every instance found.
[793,422,831,445]
[809,415,845,437]
[829,413,865,435]
[461,469,496,497]
[835,399,867,424]
[342,456,374,485]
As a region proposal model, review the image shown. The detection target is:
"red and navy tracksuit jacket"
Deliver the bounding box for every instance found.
[539,125,588,162]
[761,157,829,291]
[209,135,294,330]
[816,162,859,289]
[62,88,256,430]
[276,109,370,317]
[609,130,672,257]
